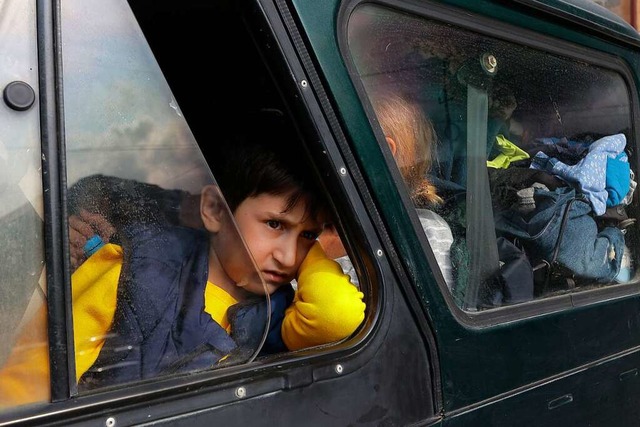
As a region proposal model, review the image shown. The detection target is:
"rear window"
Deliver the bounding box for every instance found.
[347,3,636,312]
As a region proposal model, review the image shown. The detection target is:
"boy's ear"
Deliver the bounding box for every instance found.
[200,185,225,233]
[385,136,397,156]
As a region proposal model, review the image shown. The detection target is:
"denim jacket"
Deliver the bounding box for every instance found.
[495,187,624,282]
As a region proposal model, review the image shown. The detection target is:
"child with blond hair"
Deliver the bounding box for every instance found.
[321,91,454,289]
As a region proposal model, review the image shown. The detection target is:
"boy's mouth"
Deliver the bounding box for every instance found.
[261,270,291,285]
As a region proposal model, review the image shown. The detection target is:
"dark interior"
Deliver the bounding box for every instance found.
[126,0,285,157]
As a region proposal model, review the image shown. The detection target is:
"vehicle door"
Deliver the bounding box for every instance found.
[0,0,439,425]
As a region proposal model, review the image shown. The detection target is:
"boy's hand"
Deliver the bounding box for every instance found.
[69,209,116,270]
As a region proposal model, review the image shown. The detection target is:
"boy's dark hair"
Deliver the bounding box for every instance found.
[211,114,327,222]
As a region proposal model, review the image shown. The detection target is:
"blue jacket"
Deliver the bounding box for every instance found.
[79,224,294,391]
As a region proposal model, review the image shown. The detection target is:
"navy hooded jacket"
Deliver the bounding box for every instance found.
[79,224,294,390]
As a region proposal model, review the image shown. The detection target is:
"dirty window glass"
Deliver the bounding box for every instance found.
[59,0,269,393]
[0,0,47,411]
[347,4,636,312]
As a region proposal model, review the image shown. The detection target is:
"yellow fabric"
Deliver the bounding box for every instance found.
[72,243,123,381]
[487,134,530,169]
[282,242,366,350]
[204,282,238,332]
[0,300,50,408]
[0,243,123,408]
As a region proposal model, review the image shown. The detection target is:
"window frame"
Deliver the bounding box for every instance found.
[39,0,77,401]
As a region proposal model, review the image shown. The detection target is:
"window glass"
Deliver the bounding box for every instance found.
[0,0,48,410]
[60,0,270,392]
[347,4,636,312]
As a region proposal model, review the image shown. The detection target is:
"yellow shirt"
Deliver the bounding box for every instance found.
[204,282,238,332]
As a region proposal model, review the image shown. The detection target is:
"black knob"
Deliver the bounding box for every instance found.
[3,81,35,111]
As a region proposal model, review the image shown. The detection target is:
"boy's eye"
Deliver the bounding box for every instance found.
[267,220,282,230]
[301,230,319,241]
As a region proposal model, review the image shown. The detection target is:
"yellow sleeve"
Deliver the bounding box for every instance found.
[282,242,365,351]
[0,243,122,408]
[72,243,122,381]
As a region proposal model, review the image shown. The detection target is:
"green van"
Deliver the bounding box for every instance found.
[1,0,640,425]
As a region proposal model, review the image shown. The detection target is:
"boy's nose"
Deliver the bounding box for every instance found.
[274,238,298,269]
